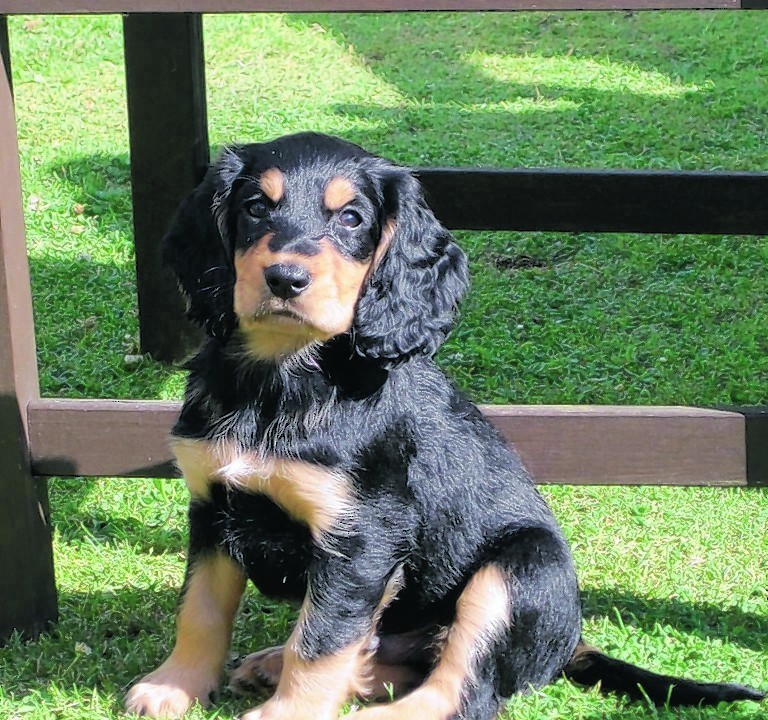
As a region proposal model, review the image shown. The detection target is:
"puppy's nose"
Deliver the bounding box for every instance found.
[264,263,312,299]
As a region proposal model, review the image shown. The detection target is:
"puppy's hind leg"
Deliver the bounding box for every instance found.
[351,564,512,720]
[353,528,582,720]
[229,631,429,702]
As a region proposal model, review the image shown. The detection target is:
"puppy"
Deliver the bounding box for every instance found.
[125,132,764,719]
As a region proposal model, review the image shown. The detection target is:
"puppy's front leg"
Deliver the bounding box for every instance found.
[240,558,401,720]
[126,502,246,718]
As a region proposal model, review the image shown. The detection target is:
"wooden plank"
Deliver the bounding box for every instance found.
[0,1,749,14]
[484,405,746,486]
[419,168,768,234]
[0,54,57,643]
[28,399,179,477]
[123,13,206,361]
[28,399,746,486]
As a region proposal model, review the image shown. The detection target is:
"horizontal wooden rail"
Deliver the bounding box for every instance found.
[3,1,767,14]
[27,399,758,485]
[419,168,768,234]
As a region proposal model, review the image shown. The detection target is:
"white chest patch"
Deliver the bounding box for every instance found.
[172,438,356,540]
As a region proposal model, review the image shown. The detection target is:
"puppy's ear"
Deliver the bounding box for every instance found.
[162,148,245,343]
[353,169,469,367]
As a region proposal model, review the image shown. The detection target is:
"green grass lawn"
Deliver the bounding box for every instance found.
[1,10,767,720]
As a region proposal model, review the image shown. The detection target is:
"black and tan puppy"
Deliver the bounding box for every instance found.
[125,133,764,719]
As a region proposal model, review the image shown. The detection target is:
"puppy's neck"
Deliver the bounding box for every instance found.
[236,321,328,364]
[216,333,387,405]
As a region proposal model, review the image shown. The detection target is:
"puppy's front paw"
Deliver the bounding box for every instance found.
[237,697,331,720]
[229,646,283,697]
[125,660,219,718]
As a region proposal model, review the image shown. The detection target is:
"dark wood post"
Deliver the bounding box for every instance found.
[0,52,58,643]
[123,13,209,362]
[0,15,11,98]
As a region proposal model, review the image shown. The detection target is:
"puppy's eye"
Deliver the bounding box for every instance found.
[339,209,362,228]
[244,197,269,219]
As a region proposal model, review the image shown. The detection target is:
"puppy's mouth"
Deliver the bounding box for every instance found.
[251,302,308,325]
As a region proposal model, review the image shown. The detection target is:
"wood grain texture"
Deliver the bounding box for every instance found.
[0,56,57,643]
[28,400,748,486]
[484,405,747,486]
[123,12,207,361]
[0,1,748,13]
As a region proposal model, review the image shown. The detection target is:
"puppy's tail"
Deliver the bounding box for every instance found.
[564,640,766,706]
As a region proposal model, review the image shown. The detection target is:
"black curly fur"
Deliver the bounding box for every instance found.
[353,169,469,367]
[150,132,765,720]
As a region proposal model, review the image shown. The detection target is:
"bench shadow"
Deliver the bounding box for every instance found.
[48,475,187,556]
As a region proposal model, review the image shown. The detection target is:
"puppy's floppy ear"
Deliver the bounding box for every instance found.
[162,148,245,343]
[353,168,469,367]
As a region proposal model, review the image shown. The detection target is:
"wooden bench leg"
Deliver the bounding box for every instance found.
[123,13,209,362]
[0,51,57,644]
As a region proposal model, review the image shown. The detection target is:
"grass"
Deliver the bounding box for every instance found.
[2,9,767,720]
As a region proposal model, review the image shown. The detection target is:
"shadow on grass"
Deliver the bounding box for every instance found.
[30,153,186,400]
[0,588,762,720]
[0,586,294,718]
[55,509,186,555]
[279,13,762,170]
[49,476,187,556]
[582,586,767,654]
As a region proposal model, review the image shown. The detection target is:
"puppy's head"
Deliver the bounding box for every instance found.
[164,132,468,366]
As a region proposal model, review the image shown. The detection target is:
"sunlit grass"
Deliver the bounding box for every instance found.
[2,10,766,720]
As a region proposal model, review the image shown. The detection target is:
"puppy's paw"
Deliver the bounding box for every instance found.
[229,646,283,697]
[237,697,333,720]
[125,660,219,718]
[237,698,276,720]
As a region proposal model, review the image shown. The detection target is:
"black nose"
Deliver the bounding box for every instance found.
[264,263,312,299]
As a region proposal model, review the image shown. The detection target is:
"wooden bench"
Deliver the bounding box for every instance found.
[1,1,766,643]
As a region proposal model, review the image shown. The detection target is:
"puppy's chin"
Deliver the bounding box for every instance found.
[237,314,330,362]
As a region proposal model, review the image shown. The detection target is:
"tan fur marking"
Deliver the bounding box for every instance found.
[232,236,274,320]
[323,176,356,211]
[305,239,371,333]
[233,240,373,360]
[373,219,396,269]
[351,564,510,720]
[125,553,246,718]
[239,573,402,720]
[172,438,355,540]
[260,168,285,203]
[230,647,422,702]
[173,437,218,499]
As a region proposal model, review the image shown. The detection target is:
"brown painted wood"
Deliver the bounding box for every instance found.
[484,405,746,486]
[123,13,207,361]
[28,399,746,486]
[28,399,179,477]
[419,168,768,234]
[0,1,749,13]
[0,55,57,644]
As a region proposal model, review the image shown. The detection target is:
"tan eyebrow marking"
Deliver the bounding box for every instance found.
[260,168,285,203]
[323,176,356,211]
